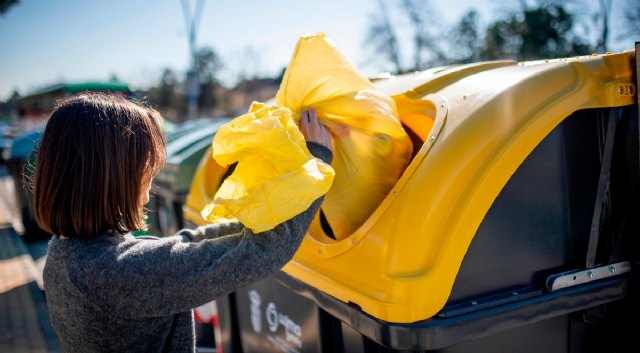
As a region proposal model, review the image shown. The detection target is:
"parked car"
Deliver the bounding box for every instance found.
[4,128,47,240]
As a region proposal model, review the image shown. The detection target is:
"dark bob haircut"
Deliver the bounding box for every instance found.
[33,92,166,237]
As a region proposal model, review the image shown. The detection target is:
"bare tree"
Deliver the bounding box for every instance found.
[0,0,19,16]
[449,10,483,64]
[620,0,640,39]
[365,0,453,73]
[365,0,403,73]
[400,0,447,70]
[402,0,426,70]
[596,0,612,52]
[236,46,263,81]
[159,68,177,111]
[196,46,223,115]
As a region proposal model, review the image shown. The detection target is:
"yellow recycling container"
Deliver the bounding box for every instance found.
[185,48,638,352]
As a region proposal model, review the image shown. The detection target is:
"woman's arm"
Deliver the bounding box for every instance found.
[78,113,333,318]
[174,109,332,243]
[176,221,244,242]
[83,143,330,318]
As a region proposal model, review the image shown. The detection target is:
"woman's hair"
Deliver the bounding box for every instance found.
[33,92,166,237]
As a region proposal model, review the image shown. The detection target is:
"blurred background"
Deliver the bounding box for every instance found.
[1,0,638,129]
[0,2,638,352]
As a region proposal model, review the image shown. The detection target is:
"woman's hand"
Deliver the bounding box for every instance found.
[299,109,332,151]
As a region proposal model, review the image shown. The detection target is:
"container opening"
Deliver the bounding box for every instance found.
[401,121,426,160]
[319,210,335,240]
[308,98,437,244]
[395,94,436,159]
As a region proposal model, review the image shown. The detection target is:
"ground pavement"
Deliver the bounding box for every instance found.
[0,165,59,353]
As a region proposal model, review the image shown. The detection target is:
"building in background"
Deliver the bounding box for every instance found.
[14,81,132,132]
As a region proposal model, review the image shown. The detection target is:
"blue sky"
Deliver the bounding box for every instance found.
[0,0,627,101]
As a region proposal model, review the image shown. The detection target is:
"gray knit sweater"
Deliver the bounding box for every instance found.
[43,143,332,353]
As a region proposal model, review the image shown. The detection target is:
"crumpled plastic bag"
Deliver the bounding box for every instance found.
[200,102,335,233]
[275,33,413,240]
[201,33,412,239]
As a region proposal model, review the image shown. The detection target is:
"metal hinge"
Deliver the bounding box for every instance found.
[546,261,631,291]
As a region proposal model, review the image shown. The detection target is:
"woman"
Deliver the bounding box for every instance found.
[34,92,332,353]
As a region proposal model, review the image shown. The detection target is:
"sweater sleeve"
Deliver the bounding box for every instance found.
[74,142,332,319]
[176,221,244,242]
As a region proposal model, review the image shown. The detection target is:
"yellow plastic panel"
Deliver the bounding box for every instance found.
[185,50,636,323]
[282,51,636,323]
[183,146,228,226]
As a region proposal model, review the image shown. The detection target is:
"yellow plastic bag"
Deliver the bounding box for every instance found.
[201,102,335,233]
[201,33,412,239]
[276,33,413,240]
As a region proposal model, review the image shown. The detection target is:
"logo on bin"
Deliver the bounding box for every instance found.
[266,302,279,332]
[265,301,302,348]
[248,290,262,333]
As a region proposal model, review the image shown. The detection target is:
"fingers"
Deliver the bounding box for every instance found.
[299,109,332,151]
[300,109,318,133]
[300,109,316,125]
[306,109,317,123]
